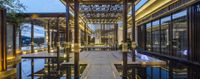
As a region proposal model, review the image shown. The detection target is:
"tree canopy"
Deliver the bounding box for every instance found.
[0,0,25,12]
[0,0,25,24]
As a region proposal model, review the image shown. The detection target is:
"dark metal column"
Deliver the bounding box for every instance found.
[115,24,118,50]
[65,2,72,79]
[19,62,22,79]
[131,2,136,79]
[30,19,35,79]
[13,24,17,58]
[74,0,80,78]
[169,61,174,79]
[47,20,51,78]
[65,3,70,62]
[31,20,34,54]
[100,24,103,44]
[47,20,50,53]
[84,23,87,46]
[0,9,7,71]
[19,27,22,54]
[56,17,60,74]
[31,58,34,79]
[122,0,128,79]
[131,1,136,62]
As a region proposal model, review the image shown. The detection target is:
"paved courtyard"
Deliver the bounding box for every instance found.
[77,51,123,79]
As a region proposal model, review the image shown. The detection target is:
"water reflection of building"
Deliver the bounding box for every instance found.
[135,0,200,79]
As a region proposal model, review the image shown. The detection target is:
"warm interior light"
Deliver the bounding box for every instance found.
[7,56,15,60]
[64,54,66,58]
[34,50,38,53]
[0,62,2,71]
[23,51,27,54]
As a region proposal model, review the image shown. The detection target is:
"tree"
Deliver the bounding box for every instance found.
[0,0,25,24]
[0,0,25,12]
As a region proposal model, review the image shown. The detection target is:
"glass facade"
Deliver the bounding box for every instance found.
[143,10,188,59]
[152,20,160,52]
[145,23,152,51]
[161,16,171,55]
[172,10,188,58]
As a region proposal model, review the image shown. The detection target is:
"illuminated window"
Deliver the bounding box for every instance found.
[145,23,151,51]
[152,20,160,52]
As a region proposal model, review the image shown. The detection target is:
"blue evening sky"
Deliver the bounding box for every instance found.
[20,0,66,13]
[135,0,148,11]
[20,0,147,13]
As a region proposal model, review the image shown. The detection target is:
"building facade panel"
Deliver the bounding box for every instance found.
[137,1,200,65]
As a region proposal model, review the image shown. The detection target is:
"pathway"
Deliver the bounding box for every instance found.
[78,51,122,79]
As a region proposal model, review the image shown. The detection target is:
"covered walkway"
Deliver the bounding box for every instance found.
[1,0,200,79]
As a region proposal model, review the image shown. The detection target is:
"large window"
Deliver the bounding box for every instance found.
[145,23,151,51]
[172,10,188,58]
[161,16,171,55]
[142,9,188,59]
[152,20,160,52]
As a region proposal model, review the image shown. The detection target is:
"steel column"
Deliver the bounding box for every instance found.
[47,20,51,78]
[131,2,136,62]
[31,20,34,54]
[101,24,103,44]
[115,24,118,50]
[84,23,87,46]
[65,3,70,62]
[122,0,128,79]
[56,17,60,74]
[131,2,136,79]
[13,24,17,58]
[19,27,22,54]
[0,9,7,71]
[19,62,22,79]
[47,20,50,53]
[65,2,71,79]
[31,58,34,79]
[30,18,35,79]
[169,61,174,79]
[74,0,80,78]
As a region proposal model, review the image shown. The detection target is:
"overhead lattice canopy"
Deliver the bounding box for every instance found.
[68,0,136,4]
[63,0,138,23]
[79,4,123,23]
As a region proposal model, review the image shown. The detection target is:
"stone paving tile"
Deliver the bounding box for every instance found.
[77,51,122,79]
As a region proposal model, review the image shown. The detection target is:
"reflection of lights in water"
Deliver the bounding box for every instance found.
[64,54,66,58]
[135,50,138,54]
[183,50,188,55]
[141,55,149,61]
[50,49,54,52]
[141,62,147,65]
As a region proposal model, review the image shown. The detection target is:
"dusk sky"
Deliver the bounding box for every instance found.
[20,0,66,13]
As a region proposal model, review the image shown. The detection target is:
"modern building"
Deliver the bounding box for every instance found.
[0,0,200,79]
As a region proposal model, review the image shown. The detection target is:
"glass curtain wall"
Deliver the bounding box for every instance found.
[142,9,188,59]
[6,23,14,69]
[172,10,188,59]
[161,16,171,55]
[152,20,160,52]
[145,23,152,51]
